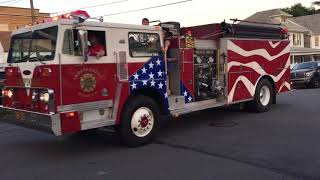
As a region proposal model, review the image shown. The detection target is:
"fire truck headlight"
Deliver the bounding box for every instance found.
[40,92,50,103]
[4,89,14,98]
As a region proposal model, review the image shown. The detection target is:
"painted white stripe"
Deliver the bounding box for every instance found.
[269,41,281,48]
[227,57,290,79]
[278,81,291,93]
[228,41,290,61]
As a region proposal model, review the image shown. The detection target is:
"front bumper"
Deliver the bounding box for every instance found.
[0,106,61,136]
[291,77,312,86]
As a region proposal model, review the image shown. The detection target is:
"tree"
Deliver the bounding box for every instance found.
[282,3,320,17]
[313,1,320,6]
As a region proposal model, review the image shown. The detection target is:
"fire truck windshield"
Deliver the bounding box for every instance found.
[8,26,58,64]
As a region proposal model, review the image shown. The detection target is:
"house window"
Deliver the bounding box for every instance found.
[281,17,287,23]
[293,33,302,46]
[315,36,319,47]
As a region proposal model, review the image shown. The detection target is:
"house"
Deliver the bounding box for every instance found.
[0,31,11,62]
[0,6,49,61]
[291,14,320,49]
[242,9,320,68]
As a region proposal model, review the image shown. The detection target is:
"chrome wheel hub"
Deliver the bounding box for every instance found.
[260,86,271,106]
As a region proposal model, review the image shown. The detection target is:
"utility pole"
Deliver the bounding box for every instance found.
[30,0,36,24]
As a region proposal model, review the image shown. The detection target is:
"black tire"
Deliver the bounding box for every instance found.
[310,78,320,88]
[248,79,274,113]
[119,95,160,147]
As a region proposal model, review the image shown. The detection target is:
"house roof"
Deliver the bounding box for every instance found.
[291,14,320,36]
[0,31,11,52]
[244,9,291,24]
[243,9,310,33]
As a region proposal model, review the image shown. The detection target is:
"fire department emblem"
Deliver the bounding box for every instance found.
[80,73,96,93]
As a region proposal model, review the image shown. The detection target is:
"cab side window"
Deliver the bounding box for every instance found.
[62,29,107,56]
[128,32,161,57]
[62,29,80,56]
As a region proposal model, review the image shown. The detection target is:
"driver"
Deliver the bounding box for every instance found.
[88,33,106,58]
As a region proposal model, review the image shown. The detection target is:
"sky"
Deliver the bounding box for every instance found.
[2,0,318,26]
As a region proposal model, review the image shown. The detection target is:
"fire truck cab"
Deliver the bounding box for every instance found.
[1,13,291,146]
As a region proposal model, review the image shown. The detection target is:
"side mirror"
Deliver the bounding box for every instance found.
[77,30,88,62]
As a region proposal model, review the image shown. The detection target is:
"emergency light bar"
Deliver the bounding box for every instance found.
[16,10,91,29]
[45,10,90,23]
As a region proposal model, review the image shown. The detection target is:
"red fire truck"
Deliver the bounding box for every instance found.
[1,11,291,146]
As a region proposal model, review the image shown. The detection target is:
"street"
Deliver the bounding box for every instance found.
[0,88,319,180]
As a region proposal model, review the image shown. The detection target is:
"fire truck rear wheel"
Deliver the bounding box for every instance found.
[248,79,274,113]
[119,95,160,147]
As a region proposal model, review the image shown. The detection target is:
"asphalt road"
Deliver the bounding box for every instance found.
[0,88,319,180]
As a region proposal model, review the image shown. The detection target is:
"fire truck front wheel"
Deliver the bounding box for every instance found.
[119,95,160,147]
[248,79,274,113]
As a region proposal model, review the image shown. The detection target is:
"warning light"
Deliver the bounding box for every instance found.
[66,112,76,118]
[45,10,90,23]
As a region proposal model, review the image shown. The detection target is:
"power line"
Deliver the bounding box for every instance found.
[52,0,129,15]
[100,0,192,17]
[7,0,22,6]
[0,0,17,4]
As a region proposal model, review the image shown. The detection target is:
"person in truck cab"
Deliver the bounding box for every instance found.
[88,33,106,58]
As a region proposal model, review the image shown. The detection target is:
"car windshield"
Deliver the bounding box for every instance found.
[292,62,315,70]
[8,26,58,63]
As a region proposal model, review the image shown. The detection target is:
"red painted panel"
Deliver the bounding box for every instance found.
[60,112,81,134]
[181,49,194,62]
[231,40,289,56]
[181,73,194,98]
[128,62,145,77]
[61,64,117,105]
[227,39,290,103]
[181,23,222,40]
[180,49,194,97]
[228,50,290,76]
[5,67,23,86]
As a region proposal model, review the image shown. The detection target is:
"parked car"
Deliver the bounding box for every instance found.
[291,61,320,88]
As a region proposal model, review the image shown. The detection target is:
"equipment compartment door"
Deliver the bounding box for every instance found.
[180,49,194,101]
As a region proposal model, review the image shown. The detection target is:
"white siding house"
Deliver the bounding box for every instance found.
[243,9,320,68]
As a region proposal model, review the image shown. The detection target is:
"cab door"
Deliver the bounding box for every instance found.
[59,26,117,105]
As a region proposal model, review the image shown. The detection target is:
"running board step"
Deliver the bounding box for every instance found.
[170,98,227,116]
[81,118,116,131]
[168,95,186,110]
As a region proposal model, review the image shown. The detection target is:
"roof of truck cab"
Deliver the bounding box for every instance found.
[12,19,162,35]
